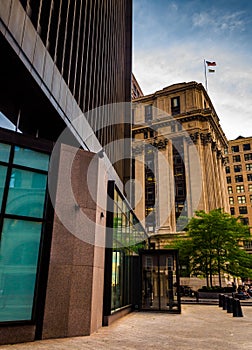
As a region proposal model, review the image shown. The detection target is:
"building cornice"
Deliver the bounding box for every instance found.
[133,109,228,148]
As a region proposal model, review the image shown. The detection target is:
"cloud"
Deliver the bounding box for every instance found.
[192,10,246,33]
[133,0,252,140]
[133,40,252,140]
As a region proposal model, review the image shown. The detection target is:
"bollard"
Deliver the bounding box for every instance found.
[227,297,233,313]
[233,298,243,317]
[222,295,228,310]
[219,294,224,307]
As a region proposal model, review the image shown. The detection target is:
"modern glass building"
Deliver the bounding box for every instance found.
[0,0,138,344]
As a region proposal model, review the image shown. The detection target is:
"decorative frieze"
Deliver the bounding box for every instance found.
[150,137,169,150]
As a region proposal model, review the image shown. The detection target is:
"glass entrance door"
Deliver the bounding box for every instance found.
[141,250,181,313]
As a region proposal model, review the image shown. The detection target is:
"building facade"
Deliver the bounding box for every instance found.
[131,73,144,99]
[0,0,149,345]
[225,136,252,252]
[132,81,229,245]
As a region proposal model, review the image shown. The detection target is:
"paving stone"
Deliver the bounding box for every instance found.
[1,305,252,350]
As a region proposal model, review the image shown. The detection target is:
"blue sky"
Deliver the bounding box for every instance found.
[133,0,252,140]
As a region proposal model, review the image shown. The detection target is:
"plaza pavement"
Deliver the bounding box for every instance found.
[1,305,252,350]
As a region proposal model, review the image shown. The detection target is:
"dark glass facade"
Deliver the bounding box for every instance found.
[12,0,132,183]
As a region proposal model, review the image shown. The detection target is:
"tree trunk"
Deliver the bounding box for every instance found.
[218,255,222,288]
[209,258,213,288]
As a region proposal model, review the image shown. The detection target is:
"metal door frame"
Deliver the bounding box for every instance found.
[139,249,181,313]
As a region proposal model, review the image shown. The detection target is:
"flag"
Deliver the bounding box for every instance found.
[206,61,216,66]
[208,69,215,73]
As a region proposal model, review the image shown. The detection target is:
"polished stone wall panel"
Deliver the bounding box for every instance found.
[42,145,106,339]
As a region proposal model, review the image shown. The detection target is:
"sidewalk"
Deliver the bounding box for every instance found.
[1,305,252,350]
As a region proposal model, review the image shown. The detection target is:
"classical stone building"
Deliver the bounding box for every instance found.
[132,81,229,245]
[225,136,252,251]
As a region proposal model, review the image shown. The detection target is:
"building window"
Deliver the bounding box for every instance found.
[177,123,182,131]
[229,197,234,205]
[234,164,242,172]
[249,184,252,191]
[132,108,135,124]
[236,185,245,193]
[105,182,147,315]
[237,195,246,204]
[171,124,176,133]
[171,97,180,115]
[239,206,248,214]
[231,145,239,152]
[0,143,50,323]
[225,166,230,174]
[228,186,233,194]
[235,175,243,183]
[226,176,231,184]
[233,155,241,162]
[243,143,251,151]
[230,207,235,215]
[244,239,252,248]
[246,163,252,171]
[244,153,252,161]
[240,217,249,225]
[224,148,228,155]
[145,105,152,122]
[144,131,148,139]
[146,186,155,201]
[247,174,252,182]
[176,183,185,196]
[149,130,154,138]
[224,157,229,164]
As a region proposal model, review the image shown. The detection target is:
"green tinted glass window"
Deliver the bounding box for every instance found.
[0,143,10,162]
[0,219,42,321]
[6,168,47,218]
[0,165,7,205]
[13,146,49,171]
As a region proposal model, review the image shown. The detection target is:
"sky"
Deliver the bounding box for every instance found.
[133,0,252,140]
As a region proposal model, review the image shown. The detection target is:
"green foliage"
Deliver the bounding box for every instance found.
[168,209,252,287]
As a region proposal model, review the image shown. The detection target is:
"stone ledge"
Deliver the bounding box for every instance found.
[103,305,132,327]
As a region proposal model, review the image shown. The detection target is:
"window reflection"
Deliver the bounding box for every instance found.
[6,169,47,218]
[0,143,11,162]
[0,219,42,321]
[0,143,49,322]
[0,166,7,206]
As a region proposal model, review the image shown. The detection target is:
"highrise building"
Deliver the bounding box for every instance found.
[132,81,229,246]
[225,136,252,252]
[0,0,148,344]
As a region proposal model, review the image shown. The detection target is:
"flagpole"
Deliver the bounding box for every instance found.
[204,59,208,92]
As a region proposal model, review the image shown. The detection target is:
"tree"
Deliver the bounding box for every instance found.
[169,209,252,288]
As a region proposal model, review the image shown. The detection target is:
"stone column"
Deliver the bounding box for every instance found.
[212,146,222,209]
[218,153,230,213]
[188,132,207,213]
[156,140,175,233]
[203,138,217,210]
[133,148,146,227]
